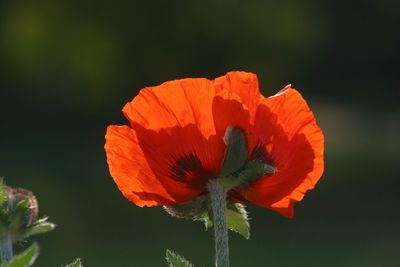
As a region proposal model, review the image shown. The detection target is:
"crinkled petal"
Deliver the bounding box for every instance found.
[239,87,324,217]
[105,125,177,206]
[213,71,261,122]
[123,78,217,138]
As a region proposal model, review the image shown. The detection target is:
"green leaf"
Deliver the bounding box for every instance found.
[227,203,250,239]
[21,221,56,239]
[220,127,248,177]
[1,242,39,267]
[62,258,82,267]
[165,250,193,267]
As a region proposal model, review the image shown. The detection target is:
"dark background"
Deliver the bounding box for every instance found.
[1,0,399,266]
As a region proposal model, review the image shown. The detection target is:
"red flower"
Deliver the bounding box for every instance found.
[105,71,324,217]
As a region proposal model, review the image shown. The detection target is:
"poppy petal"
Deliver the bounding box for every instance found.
[213,71,261,121]
[105,125,177,206]
[211,94,250,139]
[240,87,324,217]
[122,78,217,138]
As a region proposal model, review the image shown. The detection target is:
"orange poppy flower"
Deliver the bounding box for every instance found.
[105,71,324,218]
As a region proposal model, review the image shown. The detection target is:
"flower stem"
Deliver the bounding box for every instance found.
[207,179,229,267]
[0,234,13,263]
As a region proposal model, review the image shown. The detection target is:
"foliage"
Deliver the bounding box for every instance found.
[62,258,83,267]
[0,181,81,266]
[166,250,193,267]
[0,243,39,267]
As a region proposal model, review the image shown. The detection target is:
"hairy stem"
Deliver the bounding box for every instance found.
[0,234,13,262]
[207,179,229,267]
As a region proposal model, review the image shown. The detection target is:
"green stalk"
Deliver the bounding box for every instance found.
[207,179,229,267]
[0,233,13,262]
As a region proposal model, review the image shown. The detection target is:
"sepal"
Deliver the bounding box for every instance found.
[222,160,276,189]
[220,127,248,177]
[226,203,250,239]
[164,194,251,238]
[163,195,212,229]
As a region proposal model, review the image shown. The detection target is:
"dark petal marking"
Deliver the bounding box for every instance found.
[250,143,274,166]
[170,153,207,185]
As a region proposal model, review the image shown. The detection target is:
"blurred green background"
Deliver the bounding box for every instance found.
[1,0,399,266]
